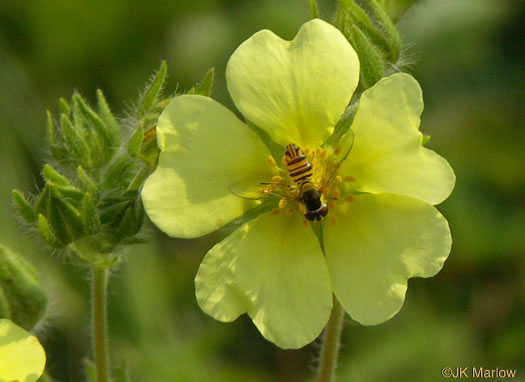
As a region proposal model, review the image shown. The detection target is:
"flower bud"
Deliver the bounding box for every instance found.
[0,245,47,330]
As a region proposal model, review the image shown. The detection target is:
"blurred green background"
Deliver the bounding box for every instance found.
[1,0,524,381]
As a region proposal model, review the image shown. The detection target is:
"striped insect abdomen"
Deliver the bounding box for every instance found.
[284,143,313,185]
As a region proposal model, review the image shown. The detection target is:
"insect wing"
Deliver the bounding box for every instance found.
[229,177,282,200]
[323,129,355,188]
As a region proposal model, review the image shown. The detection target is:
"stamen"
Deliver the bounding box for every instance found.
[335,175,342,183]
[268,156,277,167]
[272,175,282,183]
[278,199,287,209]
[344,175,356,182]
[304,146,312,156]
[270,208,281,216]
[329,215,337,225]
[345,195,355,201]
[286,207,295,216]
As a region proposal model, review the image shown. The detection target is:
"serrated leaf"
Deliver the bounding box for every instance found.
[12,190,37,224]
[139,61,167,118]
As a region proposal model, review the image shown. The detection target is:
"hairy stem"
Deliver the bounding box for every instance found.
[316,296,345,382]
[92,265,110,382]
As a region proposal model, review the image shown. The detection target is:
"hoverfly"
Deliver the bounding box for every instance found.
[230,130,355,221]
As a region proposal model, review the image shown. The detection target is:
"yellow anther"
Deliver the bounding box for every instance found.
[286,207,295,216]
[344,175,356,182]
[268,156,277,167]
[345,194,355,201]
[329,215,337,225]
[270,208,281,216]
[320,149,327,160]
[278,199,288,209]
[272,175,282,183]
[331,188,341,199]
[268,184,279,192]
[335,175,342,183]
[334,145,342,156]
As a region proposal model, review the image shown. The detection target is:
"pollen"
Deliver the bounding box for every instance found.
[272,175,282,183]
[270,208,281,216]
[345,194,355,201]
[268,156,277,167]
[344,175,356,182]
[329,215,337,225]
[335,175,342,183]
[286,207,295,216]
[278,199,287,209]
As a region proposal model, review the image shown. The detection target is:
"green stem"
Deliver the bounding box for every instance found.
[92,265,110,382]
[316,296,345,382]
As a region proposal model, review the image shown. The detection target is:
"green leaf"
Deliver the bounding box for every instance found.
[324,101,359,148]
[139,61,167,118]
[348,25,384,89]
[43,164,69,186]
[309,0,320,19]
[12,190,37,224]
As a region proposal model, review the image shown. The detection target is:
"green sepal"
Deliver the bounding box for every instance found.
[59,97,71,116]
[0,286,11,318]
[48,111,68,161]
[112,206,137,242]
[12,190,37,224]
[348,25,384,89]
[97,89,121,149]
[139,61,168,119]
[61,113,90,165]
[188,68,215,97]
[324,101,359,149]
[38,213,66,248]
[138,128,160,168]
[84,358,96,382]
[82,193,101,235]
[103,155,136,191]
[309,0,320,19]
[337,0,392,62]
[77,166,98,197]
[246,121,285,170]
[48,194,85,244]
[34,185,52,217]
[422,135,431,145]
[365,0,401,63]
[43,164,70,186]
[0,244,48,330]
[128,125,144,157]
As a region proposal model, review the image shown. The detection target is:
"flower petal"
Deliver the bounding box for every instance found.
[0,319,46,382]
[195,212,332,349]
[343,73,455,205]
[324,194,451,325]
[227,19,359,148]
[142,95,272,238]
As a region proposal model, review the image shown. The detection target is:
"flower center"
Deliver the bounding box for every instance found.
[261,143,357,223]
